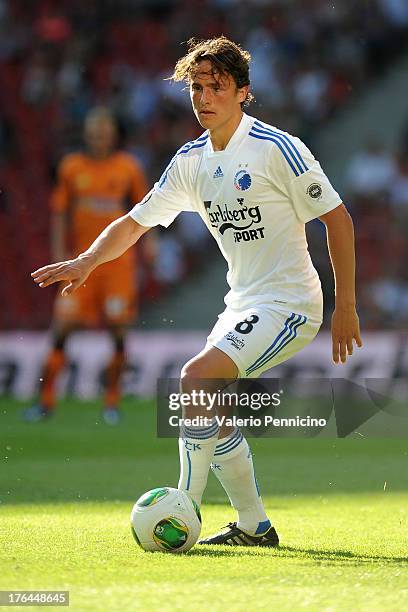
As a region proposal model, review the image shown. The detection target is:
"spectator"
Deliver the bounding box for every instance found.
[345,138,396,197]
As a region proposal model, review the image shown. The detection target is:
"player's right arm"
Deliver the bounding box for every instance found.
[50,156,73,262]
[31,215,149,296]
[51,211,68,262]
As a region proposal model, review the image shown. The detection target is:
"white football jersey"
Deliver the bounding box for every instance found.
[130,113,342,316]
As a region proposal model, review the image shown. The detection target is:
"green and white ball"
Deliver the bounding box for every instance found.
[130,487,202,553]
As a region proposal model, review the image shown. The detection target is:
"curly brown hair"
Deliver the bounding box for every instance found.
[171,36,254,108]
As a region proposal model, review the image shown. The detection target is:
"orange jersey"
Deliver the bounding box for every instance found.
[50,151,148,254]
[54,262,137,326]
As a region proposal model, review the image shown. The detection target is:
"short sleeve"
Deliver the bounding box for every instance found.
[129,154,192,228]
[269,136,342,223]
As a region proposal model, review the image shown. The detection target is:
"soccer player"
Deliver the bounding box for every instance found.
[31,37,362,544]
[25,107,149,425]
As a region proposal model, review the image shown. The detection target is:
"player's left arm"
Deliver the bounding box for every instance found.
[318,203,362,364]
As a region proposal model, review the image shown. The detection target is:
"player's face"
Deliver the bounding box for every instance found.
[84,117,117,158]
[189,60,248,132]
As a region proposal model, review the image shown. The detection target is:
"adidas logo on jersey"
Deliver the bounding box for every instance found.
[213,166,224,179]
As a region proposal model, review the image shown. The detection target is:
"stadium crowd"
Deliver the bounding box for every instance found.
[309,138,408,330]
[0,0,407,328]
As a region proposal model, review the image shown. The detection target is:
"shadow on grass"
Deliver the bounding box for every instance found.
[187,545,408,564]
[280,545,408,564]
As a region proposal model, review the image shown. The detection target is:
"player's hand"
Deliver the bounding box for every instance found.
[31,255,94,296]
[331,306,362,364]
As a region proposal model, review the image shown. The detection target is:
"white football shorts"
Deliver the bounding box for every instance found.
[206,304,322,378]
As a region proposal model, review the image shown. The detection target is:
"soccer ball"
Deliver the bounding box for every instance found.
[130,487,202,553]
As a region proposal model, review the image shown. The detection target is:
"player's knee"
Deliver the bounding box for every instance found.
[180,356,218,394]
[53,331,69,351]
[180,358,216,415]
[113,334,125,353]
[181,349,238,388]
[108,326,125,353]
[181,357,226,390]
[180,359,207,384]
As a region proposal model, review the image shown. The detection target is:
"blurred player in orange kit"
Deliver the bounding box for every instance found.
[25,107,149,425]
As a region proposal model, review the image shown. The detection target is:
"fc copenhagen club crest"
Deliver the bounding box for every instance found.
[234,169,252,191]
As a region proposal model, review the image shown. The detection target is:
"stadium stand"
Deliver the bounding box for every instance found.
[0,0,407,329]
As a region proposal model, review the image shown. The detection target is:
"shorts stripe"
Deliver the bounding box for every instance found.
[245,313,297,373]
[246,314,307,375]
[247,315,307,374]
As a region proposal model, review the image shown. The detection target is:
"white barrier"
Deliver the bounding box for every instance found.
[0,330,406,398]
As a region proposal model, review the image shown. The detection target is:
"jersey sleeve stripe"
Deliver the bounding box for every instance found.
[158,154,178,188]
[158,134,208,187]
[252,124,305,174]
[180,139,208,154]
[139,189,154,205]
[248,131,300,176]
[245,314,307,375]
[253,121,309,173]
[195,133,210,142]
[254,120,309,172]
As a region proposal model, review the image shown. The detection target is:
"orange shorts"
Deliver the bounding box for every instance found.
[54,259,137,327]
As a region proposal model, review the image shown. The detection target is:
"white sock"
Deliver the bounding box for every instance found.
[211,428,271,535]
[178,418,220,506]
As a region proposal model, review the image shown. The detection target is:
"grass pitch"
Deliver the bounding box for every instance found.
[1,397,407,611]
